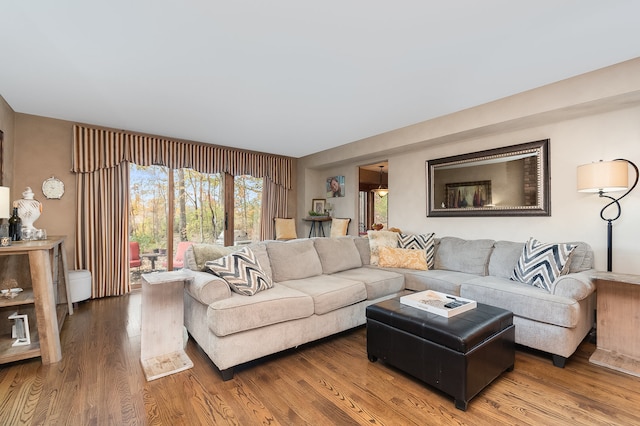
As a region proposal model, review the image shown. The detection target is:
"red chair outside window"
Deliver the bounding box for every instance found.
[172,241,193,269]
[129,241,142,270]
[162,241,194,270]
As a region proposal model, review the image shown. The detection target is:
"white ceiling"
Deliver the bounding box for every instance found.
[2,1,640,158]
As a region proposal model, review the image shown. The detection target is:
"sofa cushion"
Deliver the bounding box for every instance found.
[246,241,273,281]
[435,237,495,275]
[267,239,323,282]
[187,243,237,271]
[565,242,594,273]
[314,237,362,274]
[184,270,232,305]
[332,267,404,300]
[367,230,399,265]
[397,233,435,269]
[460,276,580,328]
[279,275,367,315]
[353,237,371,266]
[511,238,577,292]
[378,246,428,270]
[206,247,273,296]
[207,284,314,336]
[400,269,479,295]
[488,241,524,279]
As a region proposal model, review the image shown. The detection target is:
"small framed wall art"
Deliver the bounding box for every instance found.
[326,175,345,197]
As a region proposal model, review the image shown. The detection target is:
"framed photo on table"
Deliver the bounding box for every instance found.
[311,199,326,215]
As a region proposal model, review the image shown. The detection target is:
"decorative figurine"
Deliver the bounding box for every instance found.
[16,187,42,231]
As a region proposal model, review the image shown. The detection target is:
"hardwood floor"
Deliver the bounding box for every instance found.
[1,291,639,425]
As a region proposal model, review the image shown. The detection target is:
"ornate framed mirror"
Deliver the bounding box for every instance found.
[426,139,550,217]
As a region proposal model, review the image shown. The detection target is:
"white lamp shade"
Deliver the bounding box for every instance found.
[0,187,10,219]
[577,161,629,193]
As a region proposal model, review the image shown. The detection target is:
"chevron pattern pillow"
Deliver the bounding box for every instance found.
[206,247,273,296]
[397,233,435,269]
[511,238,577,292]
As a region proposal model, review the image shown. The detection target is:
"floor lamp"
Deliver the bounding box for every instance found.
[577,159,639,272]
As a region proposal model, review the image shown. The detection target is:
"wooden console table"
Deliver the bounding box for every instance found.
[0,236,73,365]
[590,272,640,377]
[140,271,193,381]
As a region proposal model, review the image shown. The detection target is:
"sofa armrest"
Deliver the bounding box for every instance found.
[550,270,596,300]
[184,270,231,305]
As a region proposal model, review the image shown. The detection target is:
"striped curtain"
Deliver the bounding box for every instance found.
[72,125,293,297]
[261,178,289,240]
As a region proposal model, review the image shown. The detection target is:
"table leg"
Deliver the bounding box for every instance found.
[29,249,62,364]
[308,221,316,238]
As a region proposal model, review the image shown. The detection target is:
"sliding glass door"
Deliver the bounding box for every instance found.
[129,164,263,284]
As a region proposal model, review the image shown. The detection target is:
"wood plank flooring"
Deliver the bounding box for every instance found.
[1,290,639,425]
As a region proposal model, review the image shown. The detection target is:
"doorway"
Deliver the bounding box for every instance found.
[358,162,388,234]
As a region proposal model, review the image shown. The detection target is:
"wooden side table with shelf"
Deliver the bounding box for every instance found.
[590,271,640,377]
[0,236,73,365]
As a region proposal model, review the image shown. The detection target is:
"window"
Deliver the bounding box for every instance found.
[129,164,169,258]
[175,168,224,245]
[129,165,262,284]
[233,175,262,245]
[373,191,388,230]
[358,162,388,233]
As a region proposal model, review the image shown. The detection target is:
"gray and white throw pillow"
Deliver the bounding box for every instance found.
[206,247,273,296]
[511,238,576,292]
[398,233,435,269]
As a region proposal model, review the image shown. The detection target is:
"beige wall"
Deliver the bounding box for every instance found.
[298,58,640,274]
[0,96,15,188]
[13,114,77,263]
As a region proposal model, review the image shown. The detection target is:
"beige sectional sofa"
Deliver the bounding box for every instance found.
[182,235,595,380]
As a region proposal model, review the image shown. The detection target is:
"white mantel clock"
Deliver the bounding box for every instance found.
[42,176,65,199]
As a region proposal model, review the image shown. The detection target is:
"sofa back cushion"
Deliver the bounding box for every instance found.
[488,241,524,279]
[185,244,238,271]
[314,237,362,274]
[266,239,323,282]
[489,240,594,278]
[353,237,371,266]
[434,237,495,275]
[565,242,594,272]
[246,241,273,281]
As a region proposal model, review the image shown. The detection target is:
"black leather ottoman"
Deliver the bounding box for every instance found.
[366,298,515,411]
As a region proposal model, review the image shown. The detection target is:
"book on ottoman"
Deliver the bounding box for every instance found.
[400,290,477,318]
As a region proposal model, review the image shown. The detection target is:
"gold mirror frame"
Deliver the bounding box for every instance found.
[427,139,550,217]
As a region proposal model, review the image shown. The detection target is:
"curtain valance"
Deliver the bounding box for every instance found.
[72,125,292,188]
